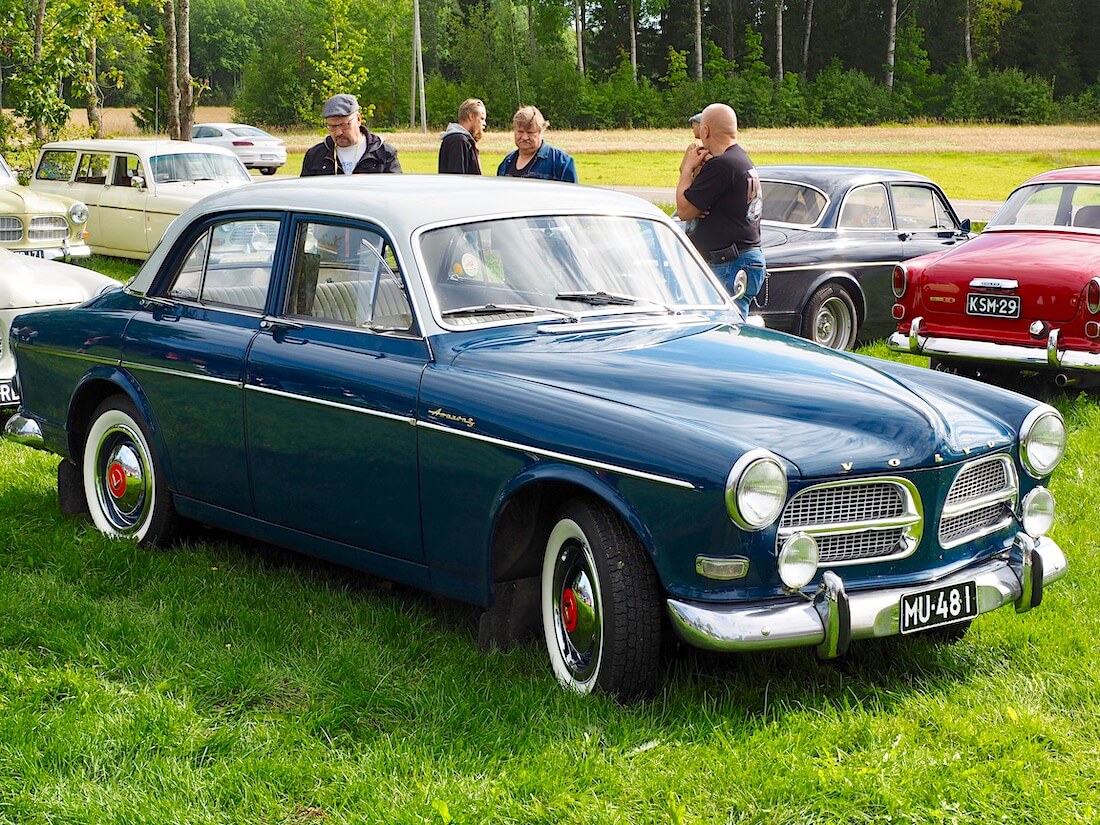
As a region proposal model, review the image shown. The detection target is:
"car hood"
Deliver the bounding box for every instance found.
[914,230,1100,323]
[0,185,69,215]
[0,250,116,308]
[449,321,1017,478]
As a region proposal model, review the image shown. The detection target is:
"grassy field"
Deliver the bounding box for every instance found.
[52,107,1100,202]
[2,361,1098,823]
[4,250,1100,821]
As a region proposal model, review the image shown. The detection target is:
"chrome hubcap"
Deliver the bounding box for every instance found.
[96,425,150,533]
[815,296,852,348]
[552,540,601,681]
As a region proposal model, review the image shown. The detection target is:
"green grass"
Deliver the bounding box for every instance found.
[2,350,1099,822]
[280,149,1100,202]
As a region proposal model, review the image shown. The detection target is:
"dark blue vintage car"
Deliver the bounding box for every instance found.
[3,176,1067,700]
[758,166,972,350]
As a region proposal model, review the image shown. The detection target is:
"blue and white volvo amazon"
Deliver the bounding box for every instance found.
[3,176,1068,700]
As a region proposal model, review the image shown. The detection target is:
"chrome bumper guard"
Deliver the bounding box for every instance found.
[887,316,1100,371]
[666,532,1066,657]
[2,413,46,451]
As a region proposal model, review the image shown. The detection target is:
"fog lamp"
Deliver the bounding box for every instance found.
[778,532,819,590]
[1021,487,1055,538]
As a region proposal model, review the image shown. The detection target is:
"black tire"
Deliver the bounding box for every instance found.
[81,396,178,545]
[541,498,662,701]
[260,167,277,176]
[800,284,858,350]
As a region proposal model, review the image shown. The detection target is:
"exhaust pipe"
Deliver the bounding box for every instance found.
[1054,373,1077,387]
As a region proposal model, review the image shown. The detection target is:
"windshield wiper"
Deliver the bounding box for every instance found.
[556,290,674,313]
[441,303,579,322]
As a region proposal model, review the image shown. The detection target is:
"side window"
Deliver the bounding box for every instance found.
[35,150,77,182]
[892,184,955,230]
[839,184,890,229]
[75,153,113,185]
[163,218,280,311]
[286,221,413,331]
[112,155,144,187]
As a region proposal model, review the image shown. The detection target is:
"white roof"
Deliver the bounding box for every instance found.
[40,138,240,158]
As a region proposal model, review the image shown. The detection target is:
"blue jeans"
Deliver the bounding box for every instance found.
[710,247,766,316]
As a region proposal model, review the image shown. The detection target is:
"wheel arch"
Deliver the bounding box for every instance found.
[66,368,169,478]
[485,463,658,589]
[797,270,866,330]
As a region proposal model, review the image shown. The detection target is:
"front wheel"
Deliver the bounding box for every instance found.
[82,397,177,544]
[260,167,277,176]
[541,498,662,700]
[801,284,857,350]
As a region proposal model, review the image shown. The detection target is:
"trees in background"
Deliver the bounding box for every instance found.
[0,0,1097,140]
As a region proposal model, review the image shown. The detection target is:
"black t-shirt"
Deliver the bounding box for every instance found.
[683,144,762,254]
[501,153,535,177]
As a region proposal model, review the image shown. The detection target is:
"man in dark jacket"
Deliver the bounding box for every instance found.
[301,93,401,176]
[438,98,486,175]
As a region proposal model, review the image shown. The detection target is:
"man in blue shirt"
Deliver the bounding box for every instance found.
[496,106,577,183]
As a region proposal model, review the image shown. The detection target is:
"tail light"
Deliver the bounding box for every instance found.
[892,303,905,320]
[1086,276,1100,314]
[232,141,255,147]
[892,264,908,298]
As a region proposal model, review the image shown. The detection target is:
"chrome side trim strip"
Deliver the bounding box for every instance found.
[667,533,1066,653]
[417,419,697,490]
[244,383,416,424]
[124,361,243,388]
[766,260,900,274]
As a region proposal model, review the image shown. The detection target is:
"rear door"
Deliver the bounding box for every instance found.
[99,153,149,255]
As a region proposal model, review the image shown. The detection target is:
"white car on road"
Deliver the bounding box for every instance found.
[191,123,287,175]
[30,139,252,260]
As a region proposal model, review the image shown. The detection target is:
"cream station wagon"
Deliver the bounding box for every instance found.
[30,139,251,260]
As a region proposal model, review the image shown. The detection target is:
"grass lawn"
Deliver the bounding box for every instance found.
[277,149,1100,203]
[3,288,1100,821]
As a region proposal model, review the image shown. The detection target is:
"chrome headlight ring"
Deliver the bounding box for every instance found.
[725,448,788,531]
[1020,406,1067,478]
[68,201,89,226]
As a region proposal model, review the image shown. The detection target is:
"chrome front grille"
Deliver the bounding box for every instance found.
[28,216,68,242]
[0,216,22,242]
[778,478,923,566]
[939,454,1017,548]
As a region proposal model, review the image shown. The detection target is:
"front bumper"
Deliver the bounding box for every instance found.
[8,243,93,261]
[888,316,1100,371]
[667,532,1066,657]
[2,412,44,446]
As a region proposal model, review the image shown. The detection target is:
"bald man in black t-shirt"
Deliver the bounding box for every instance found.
[675,104,765,315]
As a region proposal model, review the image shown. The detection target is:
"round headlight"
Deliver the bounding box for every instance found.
[1021,486,1055,537]
[1020,407,1067,477]
[778,532,819,590]
[68,201,89,225]
[725,449,788,530]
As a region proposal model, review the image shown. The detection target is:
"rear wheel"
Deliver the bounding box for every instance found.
[541,498,662,701]
[801,284,857,350]
[82,397,177,544]
[260,167,277,176]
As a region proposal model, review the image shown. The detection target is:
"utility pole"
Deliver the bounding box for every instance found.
[410,0,427,131]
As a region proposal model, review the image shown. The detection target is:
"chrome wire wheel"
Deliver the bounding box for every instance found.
[543,517,604,691]
[82,397,177,544]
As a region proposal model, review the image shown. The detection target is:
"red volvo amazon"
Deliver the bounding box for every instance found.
[889,166,1100,389]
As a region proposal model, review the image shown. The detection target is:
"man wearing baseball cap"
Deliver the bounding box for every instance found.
[301,93,402,176]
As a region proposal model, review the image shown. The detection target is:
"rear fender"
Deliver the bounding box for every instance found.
[798,270,866,326]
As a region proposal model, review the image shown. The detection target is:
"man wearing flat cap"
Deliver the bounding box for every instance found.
[301,93,402,176]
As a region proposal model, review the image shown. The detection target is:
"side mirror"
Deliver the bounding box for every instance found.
[960,218,972,234]
[730,268,748,302]
[131,175,145,189]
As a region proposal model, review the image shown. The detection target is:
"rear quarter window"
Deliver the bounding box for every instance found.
[35,150,77,182]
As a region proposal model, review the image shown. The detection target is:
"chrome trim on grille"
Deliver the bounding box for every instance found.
[777,476,923,566]
[0,216,23,242]
[938,454,1017,548]
[28,216,68,242]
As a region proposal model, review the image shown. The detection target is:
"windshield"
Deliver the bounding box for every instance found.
[419,214,728,325]
[761,181,828,226]
[989,182,1100,230]
[150,152,251,184]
